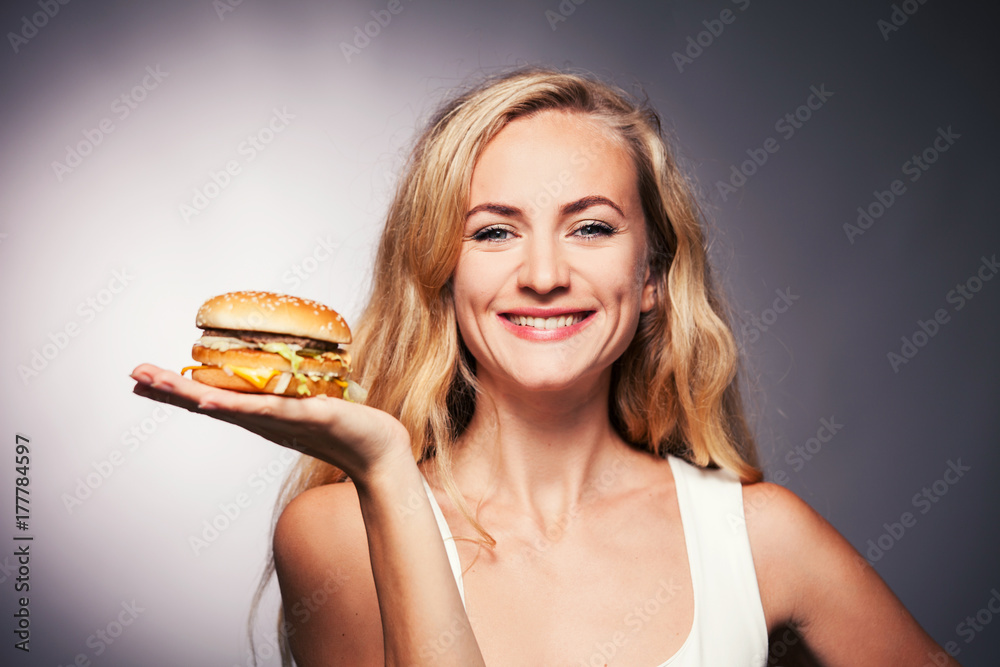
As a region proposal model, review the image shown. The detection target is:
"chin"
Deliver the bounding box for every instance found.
[499,364,610,396]
[469,331,624,396]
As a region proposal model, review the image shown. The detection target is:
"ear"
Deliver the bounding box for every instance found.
[640,264,657,313]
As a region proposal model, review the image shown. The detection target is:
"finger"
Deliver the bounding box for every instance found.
[132,381,204,413]
[130,363,343,446]
[129,362,161,384]
[131,364,247,410]
[130,382,255,430]
[130,366,274,425]
[131,381,313,449]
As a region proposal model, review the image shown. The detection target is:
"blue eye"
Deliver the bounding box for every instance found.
[575,222,616,238]
[471,225,513,242]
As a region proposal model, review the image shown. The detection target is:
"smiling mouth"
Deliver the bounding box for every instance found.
[502,313,591,330]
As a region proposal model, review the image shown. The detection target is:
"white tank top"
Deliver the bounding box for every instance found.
[421,455,769,666]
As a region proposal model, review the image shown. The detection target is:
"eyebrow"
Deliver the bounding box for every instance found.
[465,195,625,220]
[561,195,624,217]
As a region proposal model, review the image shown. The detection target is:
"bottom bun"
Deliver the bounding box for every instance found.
[191,367,345,399]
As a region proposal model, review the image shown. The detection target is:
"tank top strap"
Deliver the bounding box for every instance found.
[666,455,768,666]
[421,475,467,607]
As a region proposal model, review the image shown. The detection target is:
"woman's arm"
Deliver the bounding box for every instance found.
[744,482,960,666]
[131,364,485,667]
[355,455,482,666]
[273,458,480,666]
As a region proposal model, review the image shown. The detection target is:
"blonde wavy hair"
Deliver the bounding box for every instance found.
[250,67,761,665]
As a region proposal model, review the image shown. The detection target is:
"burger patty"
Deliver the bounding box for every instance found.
[200,327,342,352]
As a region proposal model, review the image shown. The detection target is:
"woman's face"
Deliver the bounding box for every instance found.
[453,110,656,396]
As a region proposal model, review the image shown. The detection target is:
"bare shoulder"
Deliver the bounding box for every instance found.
[741,481,955,665]
[742,482,837,572]
[273,482,382,666]
[740,482,842,627]
[274,482,367,567]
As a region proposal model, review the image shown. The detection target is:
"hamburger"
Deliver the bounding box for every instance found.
[181,290,352,399]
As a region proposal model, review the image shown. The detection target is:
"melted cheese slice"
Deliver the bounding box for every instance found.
[225,365,280,389]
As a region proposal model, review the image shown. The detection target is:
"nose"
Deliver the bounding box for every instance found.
[518,233,570,294]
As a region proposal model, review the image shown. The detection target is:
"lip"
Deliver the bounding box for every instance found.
[498,309,595,341]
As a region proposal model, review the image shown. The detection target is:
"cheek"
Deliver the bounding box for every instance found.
[453,250,513,306]
[452,252,477,300]
[601,249,649,309]
[451,283,476,332]
[452,259,491,330]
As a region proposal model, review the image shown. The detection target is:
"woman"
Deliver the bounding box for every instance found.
[131,68,956,666]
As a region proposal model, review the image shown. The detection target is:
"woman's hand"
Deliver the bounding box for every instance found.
[129,362,412,483]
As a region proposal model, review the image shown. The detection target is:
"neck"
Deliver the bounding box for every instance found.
[451,368,639,518]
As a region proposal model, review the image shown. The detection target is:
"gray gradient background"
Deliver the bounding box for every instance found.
[1,0,998,665]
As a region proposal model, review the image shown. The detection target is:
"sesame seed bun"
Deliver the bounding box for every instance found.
[195,290,351,345]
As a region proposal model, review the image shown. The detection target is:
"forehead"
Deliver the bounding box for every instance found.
[469,110,639,214]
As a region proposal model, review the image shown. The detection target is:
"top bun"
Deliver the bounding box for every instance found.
[196,290,351,345]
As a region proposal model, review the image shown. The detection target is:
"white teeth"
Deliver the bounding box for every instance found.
[508,314,585,329]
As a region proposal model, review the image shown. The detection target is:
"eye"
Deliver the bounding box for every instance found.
[470,225,514,243]
[574,221,617,239]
